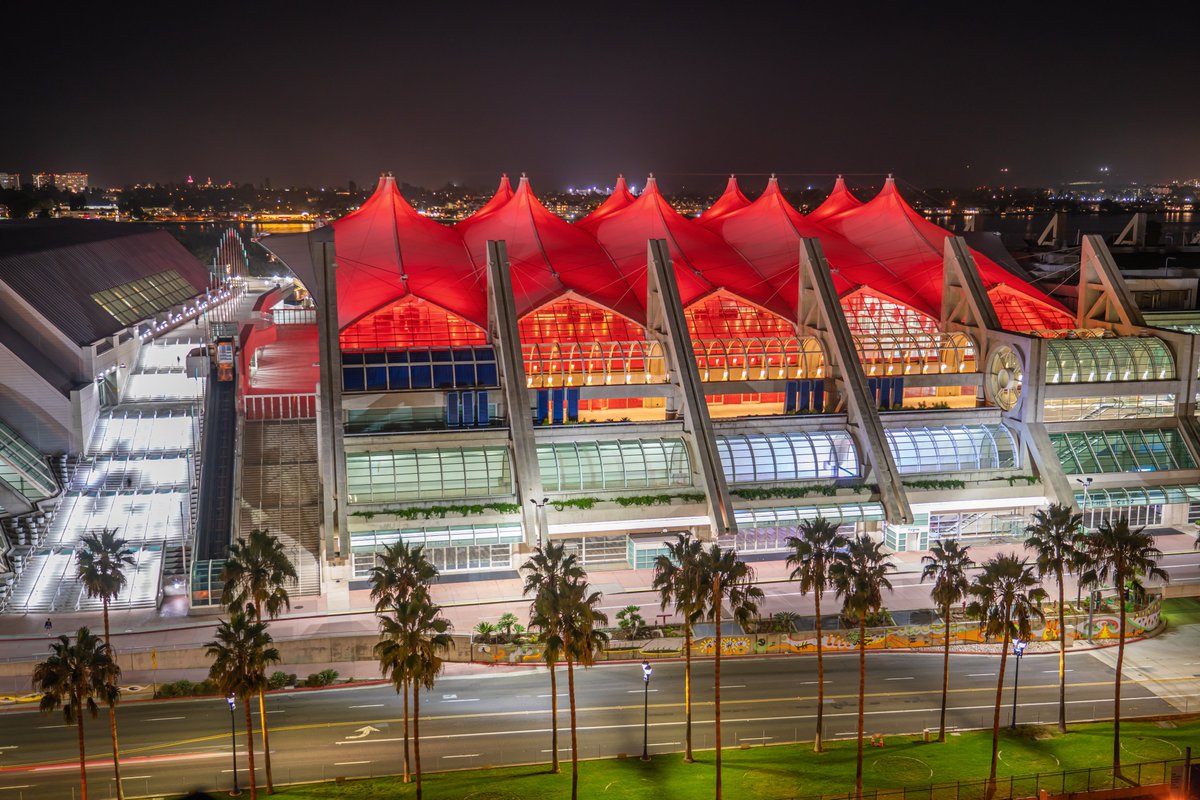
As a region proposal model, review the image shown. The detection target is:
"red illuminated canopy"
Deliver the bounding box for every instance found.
[577,174,635,230]
[331,175,484,331]
[456,174,514,227]
[457,176,642,321]
[806,175,863,222]
[699,175,751,228]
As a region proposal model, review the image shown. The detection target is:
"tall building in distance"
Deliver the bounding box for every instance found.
[55,172,88,193]
[31,172,53,190]
[0,173,19,190]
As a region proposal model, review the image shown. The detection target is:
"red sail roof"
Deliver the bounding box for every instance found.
[699,175,751,228]
[822,177,1071,324]
[577,174,635,230]
[456,174,514,227]
[331,175,484,330]
[457,176,643,321]
[587,176,793,321]
[807,175,863,222]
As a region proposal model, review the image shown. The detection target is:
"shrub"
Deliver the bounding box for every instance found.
[304,669,340,688]
[267,671,291,690]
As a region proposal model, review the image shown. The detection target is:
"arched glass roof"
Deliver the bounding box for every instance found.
[1050,429,1195,474]
[885,424,1018,475]
[716,431,859,483]
[538,438,692,493]
[1044,337,1175,384]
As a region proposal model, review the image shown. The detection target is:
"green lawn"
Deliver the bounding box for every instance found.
[231,720,1198,800]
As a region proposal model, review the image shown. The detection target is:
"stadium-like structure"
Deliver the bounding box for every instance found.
[248,172,1200,601]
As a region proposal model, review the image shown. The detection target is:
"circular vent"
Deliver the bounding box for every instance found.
[987,346,1023,411]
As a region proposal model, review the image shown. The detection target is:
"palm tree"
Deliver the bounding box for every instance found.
[696,543,764,800]
[206,611,281,800]
[831,535,895,800]
[221,528,297,795]
[375,590,452,800]
[521,542,585,774]
[1025,503,1085,733]
[920,538,973,743]
[785,517,849,752]
[549,573,609,800]
[368,541,439,783]
[1081,517,1168,774]
[33,627,121,800]
[967,554,1046,799]
[76,529,134,798]
[651,532,705,762]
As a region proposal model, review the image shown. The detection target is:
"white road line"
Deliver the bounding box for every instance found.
[740,736,773,741]
[443,753,481,759]
[536,694,568,698]
[649,741,681,746]
[720,684,746,689]
[349,704,385,709]
[442,698,479,703]
[885,677,914,681]
[147,716,186,721]
[0,746,17,750]
[540,748,573,753]
[334,761,371,766]
[0,786,33,791]
[627,689,659,693]
[37,725,70,729]
[800,680,832,685]
[121,775,152,780]
[1042,669,1074,673]
[968,673,995,677]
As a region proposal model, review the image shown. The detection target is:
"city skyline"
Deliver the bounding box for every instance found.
[4,2,1199,189]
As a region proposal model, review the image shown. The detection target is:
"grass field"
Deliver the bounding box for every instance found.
[232,719,1198,800]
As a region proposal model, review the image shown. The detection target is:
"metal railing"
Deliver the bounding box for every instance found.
[242,393,318,420]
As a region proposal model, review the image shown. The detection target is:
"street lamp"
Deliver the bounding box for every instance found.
[227,695,241,796]
[1008,639,1027,730]
[530,497,550,547]
[640,660,653,761]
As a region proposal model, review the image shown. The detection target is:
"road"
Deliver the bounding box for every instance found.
[1,644,1192,799]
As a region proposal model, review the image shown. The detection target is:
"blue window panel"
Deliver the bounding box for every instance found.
[812,380,825,412]
[462,391,476,425]
[408,350,430,363]
[447,393,459,427]
[387,366,409,389]
[432,364,455,388]
[410,365,433,389]
[454,363,476,385]
[387,350,409,364]
[867,378,879,405]
[452,349,475,362]
[343,352,364,365]
[477,391,490,425]
[477,362,498,386]
[536,389,549,425]
[474,347,495,360]
[551,388,565,424]
[365,367,388,391]
[431,350,452,364]
[566,388,579,422]
[891,377,905,408]
[343,368,365,392]
[785,380,798,413]
[365,352,386,365]
[799,379,811,411]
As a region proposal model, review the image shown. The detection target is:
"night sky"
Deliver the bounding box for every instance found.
[6,1,1198,191]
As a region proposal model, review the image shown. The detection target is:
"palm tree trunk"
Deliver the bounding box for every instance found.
[988,626,1012,800]
[1113,575,1126,776]
[550,658,560,773]
[1057,569,1068,734]
[414,685,423,800]
[855,619,865,800]
[402,676,411,783]
[76,700,88,800]
[567,652,579,800]
[939,598,950,742]
[253,602,274,794]
[714,574,723,800]
[103,598,123,800]
[244,698,258,800]
[814,592,824,753]
[684,621,694,762]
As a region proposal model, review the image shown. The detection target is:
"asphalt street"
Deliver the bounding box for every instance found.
[1,643,1191,799]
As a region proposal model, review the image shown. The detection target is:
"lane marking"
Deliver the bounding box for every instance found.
[147,717,185,722]
[349,704,384,709]
[968,673,995,677]
[885,677,914,681]
[0,747,17,751]
[441,698,479,703]
[1042,670,1074,673]
[334,761,371,766]
[443,753,481,759]
[0,787,33,791]
[650,741,681,746]
[627,689,659,693]
[121,775,152,780]
[536,694,568,698]
[720,685,746,689]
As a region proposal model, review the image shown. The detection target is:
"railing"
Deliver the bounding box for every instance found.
[272,307,317,325]
[786,756,1191,800]
[242,393,318,420]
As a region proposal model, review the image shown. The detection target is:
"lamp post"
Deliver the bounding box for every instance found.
[1075,477,1094,609]
[1009,639,1027,730]
[530,497,550,547]
[227,695,241,796]
[640,660,653,762]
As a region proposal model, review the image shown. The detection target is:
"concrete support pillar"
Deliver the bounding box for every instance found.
[309,228,348,567]
[645,239,736,537]
[1077,235,1145,334]
[486,241,546,547]
[797,239,912,525]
